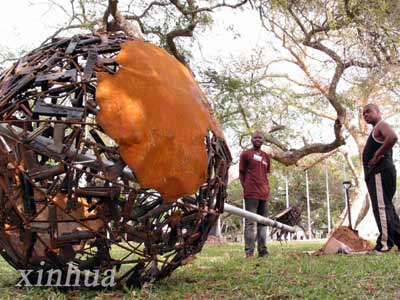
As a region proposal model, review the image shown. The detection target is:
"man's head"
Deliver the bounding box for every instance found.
[362,104,382,125]
[251,131,264,150]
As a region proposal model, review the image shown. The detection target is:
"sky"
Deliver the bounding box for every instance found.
[0,1,265,60]
[1,1,62,51]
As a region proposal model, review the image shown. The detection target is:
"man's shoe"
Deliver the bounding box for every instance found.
[258,252,269,258]
[368,247,392,254]
[245,253,254,259]
[378,248,392,253]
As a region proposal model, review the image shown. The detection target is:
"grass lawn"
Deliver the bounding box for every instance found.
[0,240,399,300]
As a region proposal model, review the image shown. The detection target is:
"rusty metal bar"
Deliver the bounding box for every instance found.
[0,123,137,181]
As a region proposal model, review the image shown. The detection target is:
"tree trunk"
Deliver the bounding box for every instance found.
[208,217,226,243]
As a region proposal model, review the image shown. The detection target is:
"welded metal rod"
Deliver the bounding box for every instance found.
[224,203,295,233]
[0,124,136,181]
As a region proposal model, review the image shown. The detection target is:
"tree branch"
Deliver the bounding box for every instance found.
[166,27,194,66]
[270,121,344,166]
[340,149,360,187]
[302,149,339,171]
[256,1,350,165]
[103,0,143,38]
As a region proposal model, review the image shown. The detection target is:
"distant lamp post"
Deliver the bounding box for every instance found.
[343,180,354,230]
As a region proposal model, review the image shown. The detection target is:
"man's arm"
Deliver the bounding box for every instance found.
[369,122,398,166]
[239,152,247,187]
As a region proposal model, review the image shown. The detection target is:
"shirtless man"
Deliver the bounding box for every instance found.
[362,104,400,252]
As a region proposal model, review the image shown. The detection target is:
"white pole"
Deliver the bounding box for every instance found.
[325,162,331,234]
[224,203,296,232]
[305,170,312,240]
[285,175,291,240]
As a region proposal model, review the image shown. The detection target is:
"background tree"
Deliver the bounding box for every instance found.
[203,0,400,237]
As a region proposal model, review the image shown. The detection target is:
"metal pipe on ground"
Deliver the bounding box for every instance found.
[224,203,295,233]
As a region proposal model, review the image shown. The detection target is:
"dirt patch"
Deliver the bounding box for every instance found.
[315,226,374,255]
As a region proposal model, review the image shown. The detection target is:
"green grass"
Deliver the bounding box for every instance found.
[0,241,400,299]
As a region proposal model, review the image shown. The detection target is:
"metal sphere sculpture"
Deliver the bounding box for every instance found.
[0,33,231,288]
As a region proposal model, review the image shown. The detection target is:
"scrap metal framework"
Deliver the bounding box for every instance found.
[0,33,231,288]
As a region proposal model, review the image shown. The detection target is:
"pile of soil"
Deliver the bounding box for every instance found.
[316,226,374,255]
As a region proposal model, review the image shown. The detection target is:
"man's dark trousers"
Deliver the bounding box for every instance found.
[365,167,400,251]
[244,199,268,256]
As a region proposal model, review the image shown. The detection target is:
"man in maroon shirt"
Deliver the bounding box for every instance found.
[239,131,271,258]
